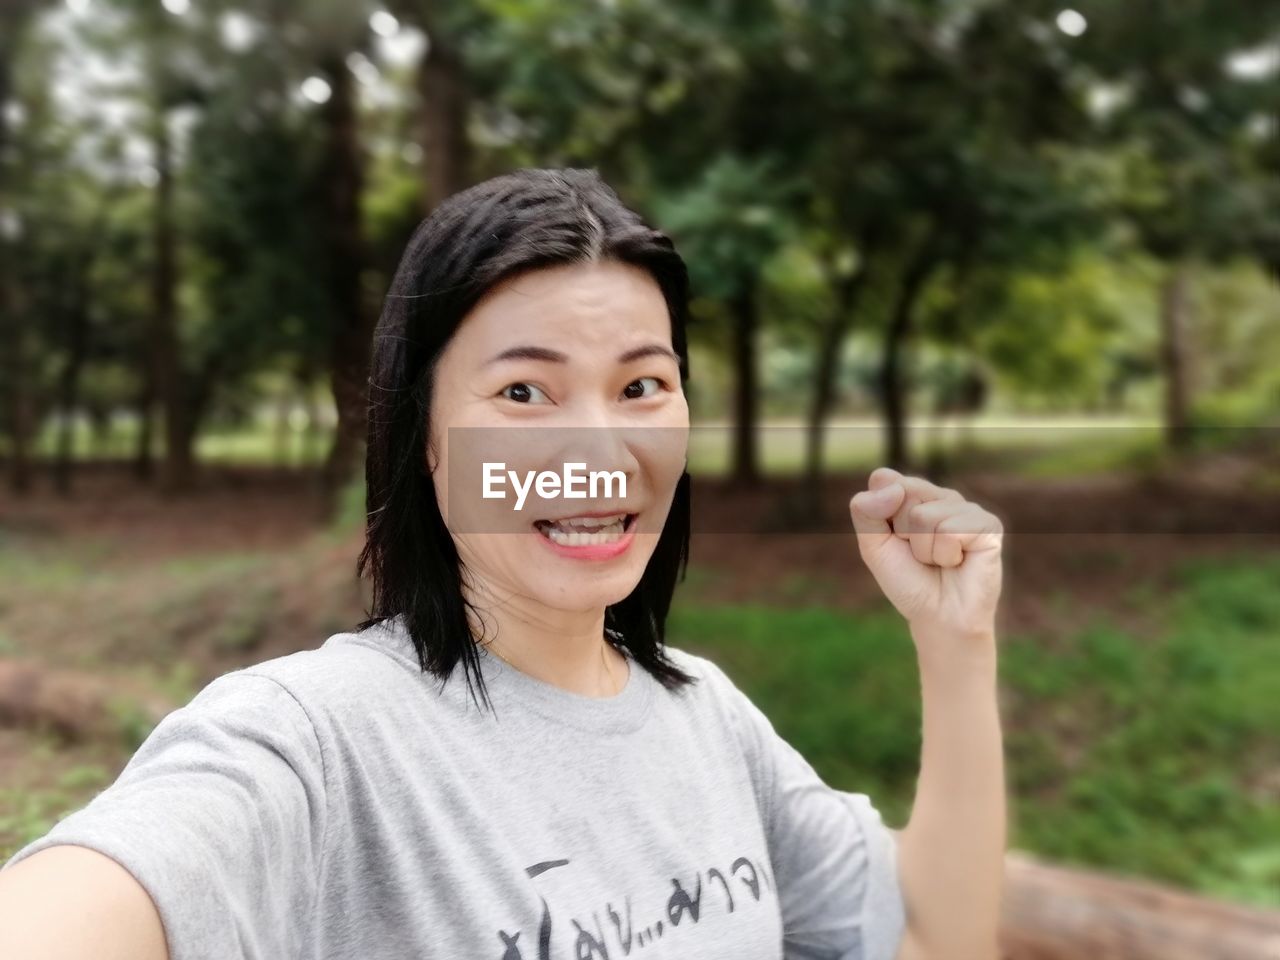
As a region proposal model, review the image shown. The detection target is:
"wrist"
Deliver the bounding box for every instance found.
[910,622,998,680]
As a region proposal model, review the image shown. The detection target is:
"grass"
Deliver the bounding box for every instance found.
[685,415,1174,478]
[668,554,1280,909]
[1006,427,1165,478]
[23,417,329,467]
[0,780,101,853]
[0,734,119,859]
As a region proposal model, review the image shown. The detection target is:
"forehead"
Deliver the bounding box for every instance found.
[454,259,671,354]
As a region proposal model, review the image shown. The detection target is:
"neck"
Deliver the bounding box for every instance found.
[463,579,626,699]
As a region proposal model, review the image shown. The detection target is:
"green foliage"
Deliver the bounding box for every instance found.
[975,252,1160,407]
[652,153,804,302]
[0,789,78,852]
[106,696,159,752]
[0,762,112,856]
[5,0,1278,468]
[1188,263,1280,425]
[182,83,335,417]
[57,764,109,791]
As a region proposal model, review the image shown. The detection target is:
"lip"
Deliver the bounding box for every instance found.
[532,513,638,561]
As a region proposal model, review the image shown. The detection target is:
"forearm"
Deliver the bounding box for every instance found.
[896,628,1006,959]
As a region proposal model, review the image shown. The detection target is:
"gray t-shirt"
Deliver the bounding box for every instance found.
[2,616,906,960]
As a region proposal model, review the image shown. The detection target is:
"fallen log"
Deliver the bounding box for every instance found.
[1001,850,1280,960]
[0,658,175,744]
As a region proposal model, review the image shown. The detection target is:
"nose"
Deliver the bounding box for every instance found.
[545,402,642,494]
[558,428,640,492]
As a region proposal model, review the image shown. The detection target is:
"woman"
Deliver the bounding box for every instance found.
[0,168,1006,960]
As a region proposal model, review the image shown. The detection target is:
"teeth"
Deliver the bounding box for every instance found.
[552,514,627,530]
[538,515,630,546]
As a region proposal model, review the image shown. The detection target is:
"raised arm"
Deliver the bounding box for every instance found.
[849,467,1007,960]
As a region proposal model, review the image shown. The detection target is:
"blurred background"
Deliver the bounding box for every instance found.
[0,0,1278,953]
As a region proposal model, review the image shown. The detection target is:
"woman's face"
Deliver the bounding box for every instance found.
[426,259,690,616]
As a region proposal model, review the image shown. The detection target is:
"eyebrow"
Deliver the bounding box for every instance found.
[484,345,568,366]
[484,343,679,366]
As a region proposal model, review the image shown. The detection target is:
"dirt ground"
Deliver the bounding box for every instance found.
[2,461,335,561]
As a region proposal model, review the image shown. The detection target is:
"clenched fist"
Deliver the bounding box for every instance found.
[849,466,1004,646]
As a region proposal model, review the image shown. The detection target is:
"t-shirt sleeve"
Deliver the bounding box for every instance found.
[707,659,908,960]
[0,670,328,960]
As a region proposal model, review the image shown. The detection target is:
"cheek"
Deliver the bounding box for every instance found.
[433,421,541,534]
[454,531,530,585]
[642,423,689,486]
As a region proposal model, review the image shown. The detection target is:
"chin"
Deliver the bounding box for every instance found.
[526,564,647,614]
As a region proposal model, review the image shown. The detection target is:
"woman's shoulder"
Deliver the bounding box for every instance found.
[658,645,785,748]
[659,644,758,719]
[662,643,738,689]
[201,620,429,725]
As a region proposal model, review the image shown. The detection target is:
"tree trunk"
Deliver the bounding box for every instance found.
[53,272,91,497]
[417,11,471,212]
[0,658,175,744]
[0,5,34,495]
[1000,851,1280,960]
[1159,259,1193,452]
[302,368,323,470]
[167,391,202,488]
[273,388,292,468]
[2,289,33,494]
[86,402,112,459]
[151,105,192,494]
[53,197,118,495]
[802,241,876,515]
[729,276,761,487]
[133,374,156,481]
[383,0,472,213]
[878,239,941,473]
[318,55,372,509]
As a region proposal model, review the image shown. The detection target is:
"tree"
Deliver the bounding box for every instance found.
[654,155,802,487]
[0,0,39,493]
[385,0,477,212]
[1063,0,1280,448]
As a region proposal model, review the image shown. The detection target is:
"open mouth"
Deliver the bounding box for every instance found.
[532,512,637,546]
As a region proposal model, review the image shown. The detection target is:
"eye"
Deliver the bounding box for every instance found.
[500,382,550,404]
[622,377,665,400]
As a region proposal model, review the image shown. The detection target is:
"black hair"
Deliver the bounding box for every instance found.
[355,167,697,714]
